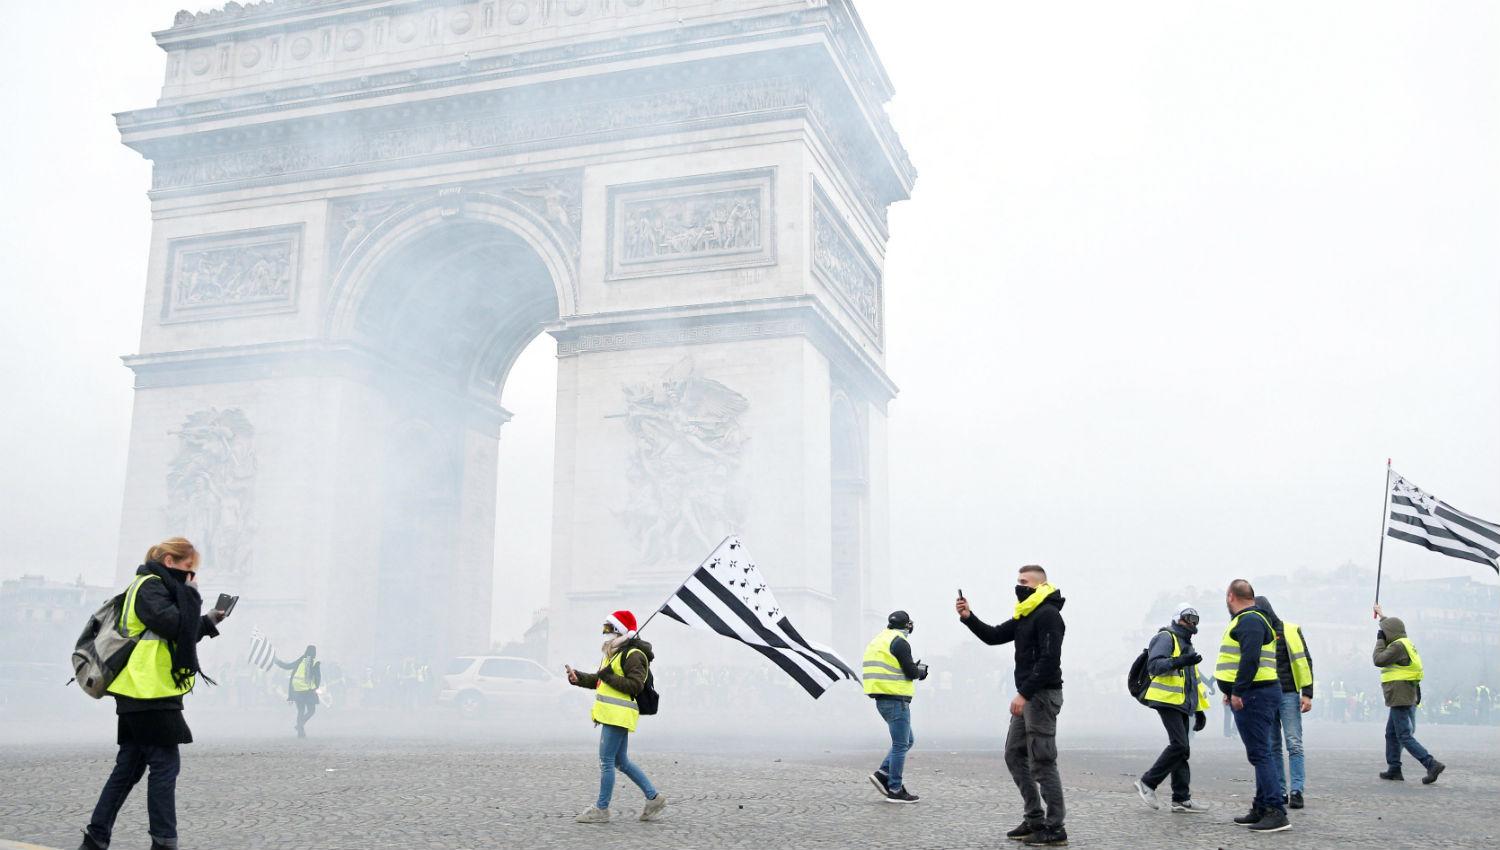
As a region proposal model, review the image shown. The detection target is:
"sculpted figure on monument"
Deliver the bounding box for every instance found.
[166,408,257,578]
[619,358,749,565]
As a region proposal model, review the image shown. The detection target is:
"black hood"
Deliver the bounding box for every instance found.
[1254,596,1284,632]
[1043,589,1066,611]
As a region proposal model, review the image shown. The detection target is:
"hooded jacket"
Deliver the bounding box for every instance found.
[1256,596,1314,699]
[961,590,1066,699]
[1145,620,1201,715]
[573,637,654,698]
[1373,617,1421,707]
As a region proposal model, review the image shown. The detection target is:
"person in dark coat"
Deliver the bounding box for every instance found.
[81,537,227,850]
[275,644,321,738]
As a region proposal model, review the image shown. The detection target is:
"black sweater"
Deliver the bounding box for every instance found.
[961,592,1066,698]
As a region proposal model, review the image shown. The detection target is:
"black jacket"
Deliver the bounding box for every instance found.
[1255,596,1313,698]
[961,591,1065,698]
[868,632,922,703]
[1220,604,1276,698]
[1145,621,1201,715]
[114,562,219,714]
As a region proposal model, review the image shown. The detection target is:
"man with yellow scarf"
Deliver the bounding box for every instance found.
[956,565,1067,847]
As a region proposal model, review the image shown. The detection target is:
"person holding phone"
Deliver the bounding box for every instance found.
[275,645,321,738]
[80,537,228,850]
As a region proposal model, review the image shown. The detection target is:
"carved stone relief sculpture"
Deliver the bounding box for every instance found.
[166,408,257,579]
[811,185,882,342]
[607,169,775,279]
[617,357,749,565]
[163,225,302,322]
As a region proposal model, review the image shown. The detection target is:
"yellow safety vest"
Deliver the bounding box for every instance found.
[291,658,317,692]
[1144,631,1209,711]
[1380,637,1424,683]
[1215,610,1278,685]
[107,574,194,700]
[592,648,645,732]
[1283,622,1312,690]
[862,628,916,698]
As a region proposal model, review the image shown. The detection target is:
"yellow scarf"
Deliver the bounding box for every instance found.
[1015,583,1058,619]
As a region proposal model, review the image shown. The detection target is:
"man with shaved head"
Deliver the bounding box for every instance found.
[1214,579,1290,833]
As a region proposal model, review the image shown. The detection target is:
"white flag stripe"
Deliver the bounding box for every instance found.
[681,573,838,682]
[1387,472,1500,574]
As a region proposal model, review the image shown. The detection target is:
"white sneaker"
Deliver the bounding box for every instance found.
[640,794,667,822]
[1171,799,1210,813]
[575,806,610,824]
[1134,779,1160,810]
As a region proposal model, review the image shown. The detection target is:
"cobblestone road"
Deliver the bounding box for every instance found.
[3,723,1496,849]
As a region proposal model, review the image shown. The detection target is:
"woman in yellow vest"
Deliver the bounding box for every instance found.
[81,537,229,850]
[275,644,321,738]
[566,610,667,824]
[1373,605,1445,784]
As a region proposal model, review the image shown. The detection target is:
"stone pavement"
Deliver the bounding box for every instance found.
[3,726,1497,850]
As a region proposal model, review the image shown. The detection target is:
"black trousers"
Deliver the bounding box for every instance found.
[1141,707,1192,803]
[86,742,180,849]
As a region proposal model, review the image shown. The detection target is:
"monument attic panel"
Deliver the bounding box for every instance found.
[162,224,304,323]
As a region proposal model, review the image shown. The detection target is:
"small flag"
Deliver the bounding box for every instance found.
[1387,471,1500,574]
[658,536,857,699]
[247,627,277,671]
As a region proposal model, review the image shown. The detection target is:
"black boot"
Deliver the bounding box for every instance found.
[1233,806,1265,826]
[1248,809,1292,832]
[1379,768,1404,781]
[1006,822,1040,841]
[78,832,106,850]
[1422,760,1446,785]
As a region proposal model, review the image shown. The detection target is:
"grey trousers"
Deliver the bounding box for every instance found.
[1005,688,1065,828]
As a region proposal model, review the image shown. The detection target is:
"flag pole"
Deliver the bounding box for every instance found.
[1374,459,1392,614]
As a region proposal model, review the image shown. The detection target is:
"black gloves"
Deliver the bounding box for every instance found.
[1173,653,1203,669]
[915,662,930,681]
[1377,630,1386,641]
[1194,711,1207,732]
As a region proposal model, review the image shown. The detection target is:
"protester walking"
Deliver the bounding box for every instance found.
[956,566,1068,847]
[1134,604,1210,814]
[1214,580,1290,833]
[862,610,928,803]
[568,610,667,824]
[1373,604,1445,784]
[1256,597,1314,809]
[80,537,228,850]
[275,645,321,738]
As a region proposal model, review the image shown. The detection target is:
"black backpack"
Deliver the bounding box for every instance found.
[637,669,660,716]
[1127,629,1168,705]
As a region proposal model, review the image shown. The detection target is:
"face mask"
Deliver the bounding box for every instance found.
[1015,584,1036,602]
[1181,619,1199,635]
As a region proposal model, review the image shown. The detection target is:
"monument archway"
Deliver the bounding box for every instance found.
[113,0,914,667]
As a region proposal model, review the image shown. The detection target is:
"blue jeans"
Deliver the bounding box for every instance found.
[1385,706,1434,772]
[596,723,657,809]
[1271,691,1305,795]
[1233,685,1286,813]
[86,743,180,849]
[874,697,915,792]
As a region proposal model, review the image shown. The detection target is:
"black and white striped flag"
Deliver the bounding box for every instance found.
[658,536,857,699]
[1387,471,1500,574]
[247,627,277,671]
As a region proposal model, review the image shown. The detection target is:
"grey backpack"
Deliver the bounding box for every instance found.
[69,593,138,699]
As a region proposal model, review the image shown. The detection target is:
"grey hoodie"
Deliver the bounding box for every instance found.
[1373,617,1421,707]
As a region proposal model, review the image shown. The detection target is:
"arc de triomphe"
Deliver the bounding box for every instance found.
[113,0,913,666]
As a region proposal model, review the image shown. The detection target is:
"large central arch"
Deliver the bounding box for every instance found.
[113,0,914,666]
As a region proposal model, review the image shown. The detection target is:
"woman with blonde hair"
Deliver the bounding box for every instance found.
[80,537,230,850]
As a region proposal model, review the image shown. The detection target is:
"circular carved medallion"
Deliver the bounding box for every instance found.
[506,2,530,25]
[189,52,212,75]
[395,18,418,43]
[289,36,312,60]
[564,0,587,14]
[239,44,262,68]
[623,0,645,7]
[342,28,365,51]
[450,11,473,34]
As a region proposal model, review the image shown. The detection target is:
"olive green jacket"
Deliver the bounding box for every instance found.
[1373,617,1421,708]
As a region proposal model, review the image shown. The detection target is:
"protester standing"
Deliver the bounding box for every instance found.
[862,610,928,803]
[956,566,1068,847]
[275,645,321,738]
[1134,604,1210,814]
[1373,604,1445,784]
[80,537,228,850]
[1214,580,1290,833]
[1256,597,1314,809]
[568,610,667,824]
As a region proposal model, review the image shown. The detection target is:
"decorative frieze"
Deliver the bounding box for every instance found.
[162,225,302,322]
[557,316,806,356]
[607,169,775,280]
[811,185,881,342]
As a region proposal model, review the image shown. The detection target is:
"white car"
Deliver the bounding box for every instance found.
[438,655,572,718]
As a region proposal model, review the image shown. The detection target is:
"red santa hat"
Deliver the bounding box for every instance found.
[607,610,638,636]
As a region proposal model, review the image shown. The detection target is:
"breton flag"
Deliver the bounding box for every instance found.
[1387,471,1500,574]
[247,627,277,671]
[657,536,858,698]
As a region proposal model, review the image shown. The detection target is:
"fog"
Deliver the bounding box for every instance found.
[1,0,1497,753]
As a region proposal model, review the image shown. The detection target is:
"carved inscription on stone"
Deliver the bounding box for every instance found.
[608,169,774,279]
[812,187,882,341]
[163,226,301,322]
[617,357,750,565]
[166,408,257,579]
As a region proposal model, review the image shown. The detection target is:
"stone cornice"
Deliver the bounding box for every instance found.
[547,296,898,407]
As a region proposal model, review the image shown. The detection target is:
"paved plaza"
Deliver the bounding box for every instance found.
[3,720,1496,850]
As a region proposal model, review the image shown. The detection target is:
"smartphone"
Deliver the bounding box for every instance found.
[215,593,239,617]
[958,588,965,599]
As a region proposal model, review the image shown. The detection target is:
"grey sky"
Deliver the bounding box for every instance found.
[1,1,1495,651]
